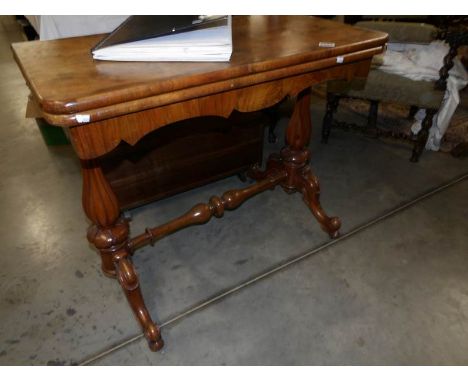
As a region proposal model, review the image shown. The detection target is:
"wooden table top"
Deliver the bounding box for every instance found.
[12,16,387,124]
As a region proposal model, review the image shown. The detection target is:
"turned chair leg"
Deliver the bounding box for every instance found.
[410,109,437,162]
[365,100,379,137]
[287,88,341,237]
[264,102,282,143]
[408,105,419,120]
[322,93,340,143]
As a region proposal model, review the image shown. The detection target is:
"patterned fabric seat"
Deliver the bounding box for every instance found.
[328,69,445,110]
[321,20,466,162]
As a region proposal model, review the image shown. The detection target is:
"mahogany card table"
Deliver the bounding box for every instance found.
[12,16,387,351]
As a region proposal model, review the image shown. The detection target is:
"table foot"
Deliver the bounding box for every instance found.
[297,166,341,238]
[249,148,341,238]
[281,146,341,237]
[114,250,164,351]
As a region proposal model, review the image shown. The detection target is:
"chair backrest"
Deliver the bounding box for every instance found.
[356,21,439,44]
[356,21,468,91]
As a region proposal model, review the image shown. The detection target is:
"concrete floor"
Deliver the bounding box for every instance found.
[1,16,468,365]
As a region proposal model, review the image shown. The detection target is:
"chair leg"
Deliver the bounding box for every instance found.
[366,100,379,137]
[410,109,436,162]
[321,93,340,143]
[264,102,282,143]
[408,105,419,120]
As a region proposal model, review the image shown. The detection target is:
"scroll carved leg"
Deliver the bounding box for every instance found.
[296,166,341,238]
[250,88,341,238]
[114,249,164,351]
[81,159,164,351]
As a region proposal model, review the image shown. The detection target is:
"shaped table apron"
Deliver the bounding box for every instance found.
[63,56,375,161]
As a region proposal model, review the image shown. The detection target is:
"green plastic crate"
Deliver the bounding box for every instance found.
[36,118,70,145]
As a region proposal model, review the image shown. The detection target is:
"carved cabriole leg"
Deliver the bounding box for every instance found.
[283,88,341,237]
[81,160,164,351]
[321,92,339,143]
[113,249,164,351]
[296,167,341,238]
[251,87,341,238]
[410,109,437,163]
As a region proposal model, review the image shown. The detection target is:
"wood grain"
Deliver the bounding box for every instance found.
[102,111,266,210]
[13,16,387,352]
[12,16,387,118]
[68,58,372,159]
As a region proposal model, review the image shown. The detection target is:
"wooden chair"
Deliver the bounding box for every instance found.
[321,21,467,162]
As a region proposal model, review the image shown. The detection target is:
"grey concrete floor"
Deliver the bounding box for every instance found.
[1,16,468,365]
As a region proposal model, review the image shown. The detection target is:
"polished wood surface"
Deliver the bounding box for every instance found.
[69,59,375,160]
[102,111,266,210]
[13,16,387,352]
[12,16,386,118]
[129,170,287,251]
[83,160,164,350]
[249,88,341,237]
